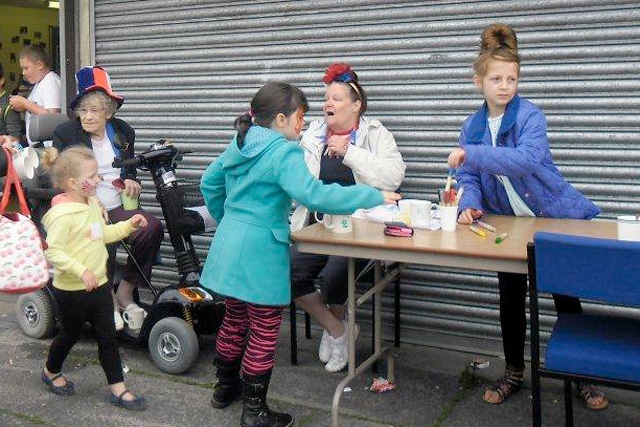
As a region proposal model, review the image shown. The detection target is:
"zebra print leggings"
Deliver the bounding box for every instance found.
[215,297,284,376]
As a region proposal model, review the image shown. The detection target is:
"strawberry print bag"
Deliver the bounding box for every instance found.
[0,148,49,293]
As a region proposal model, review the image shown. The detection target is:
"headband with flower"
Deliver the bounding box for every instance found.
[323,63,363,101]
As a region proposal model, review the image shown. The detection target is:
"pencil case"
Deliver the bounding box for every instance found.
[384,224,414,237]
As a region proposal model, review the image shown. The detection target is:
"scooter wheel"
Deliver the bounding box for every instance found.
[16,290,55,339]
[148,317,199,374]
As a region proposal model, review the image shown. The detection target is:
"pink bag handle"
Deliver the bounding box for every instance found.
[0,147,31,217]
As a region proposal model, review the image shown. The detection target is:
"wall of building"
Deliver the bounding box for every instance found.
[0,5,58,89]
[91,0,640,355]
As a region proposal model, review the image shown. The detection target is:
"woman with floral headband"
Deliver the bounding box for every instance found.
[289,63,406,373]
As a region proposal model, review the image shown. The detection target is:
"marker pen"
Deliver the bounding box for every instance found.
[469,225,487,237]
[495,233,508,243]
[476,219,496,232]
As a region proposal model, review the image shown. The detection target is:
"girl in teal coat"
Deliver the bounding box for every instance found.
[200,82,399,427]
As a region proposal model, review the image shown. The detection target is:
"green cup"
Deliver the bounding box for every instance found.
[120,192,139,210]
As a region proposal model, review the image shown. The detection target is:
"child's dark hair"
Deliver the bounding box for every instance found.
[19,45,50,68]
[473,23,520,77]
[322,63,368,115]
[0,63,4,80]
[234,82,309,147]
[41,146,95,190]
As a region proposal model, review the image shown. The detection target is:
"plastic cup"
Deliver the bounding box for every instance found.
[121,192,139,210]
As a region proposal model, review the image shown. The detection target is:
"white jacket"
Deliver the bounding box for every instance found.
[290,116,406,231]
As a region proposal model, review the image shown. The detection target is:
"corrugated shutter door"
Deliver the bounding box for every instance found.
[93,0,640,354]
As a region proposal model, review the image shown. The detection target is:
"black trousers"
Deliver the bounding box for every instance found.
[498,272,582,369]
[106,206,163,290]
[290,245,368,305]
[45,283,124,384]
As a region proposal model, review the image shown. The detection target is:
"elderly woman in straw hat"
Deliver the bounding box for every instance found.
[52,66,163,332]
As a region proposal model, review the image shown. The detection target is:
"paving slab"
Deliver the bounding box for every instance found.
[2,294,640,427]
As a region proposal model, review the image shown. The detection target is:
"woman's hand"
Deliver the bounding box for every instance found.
[81,269,99,292]
[123,179,141,197]
[457,208,483,224]
[447,148,466,168]
[325,134,350,158]
[130,214,148,229]
[8,95,28,112]
[382,191,401,205]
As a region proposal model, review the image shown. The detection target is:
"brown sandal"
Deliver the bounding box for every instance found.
[577,383,609,410]
[482,367,524,404]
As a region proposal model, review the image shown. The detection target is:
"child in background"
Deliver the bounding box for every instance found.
[0,63,22,149]
[40,146,147,411]
[200,82,400,427]
[8,45,61,147]
[447,23,607,409]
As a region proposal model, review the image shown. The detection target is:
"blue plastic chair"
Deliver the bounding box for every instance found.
[528,232,640,427]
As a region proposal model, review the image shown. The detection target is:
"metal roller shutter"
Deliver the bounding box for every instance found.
[93,0,640,355]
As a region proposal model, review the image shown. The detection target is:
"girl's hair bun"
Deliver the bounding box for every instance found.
[480,23,518,53]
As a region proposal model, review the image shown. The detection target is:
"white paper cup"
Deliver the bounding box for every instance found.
[617,215,640,241]
[12,151,34,180]
[24,146,39,170]
[410,200,433,227]
[439,205,459,232]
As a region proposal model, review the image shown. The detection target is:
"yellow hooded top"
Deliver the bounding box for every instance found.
[42,196,135,291]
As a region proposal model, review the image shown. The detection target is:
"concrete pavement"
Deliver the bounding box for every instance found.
[1,294,639,427]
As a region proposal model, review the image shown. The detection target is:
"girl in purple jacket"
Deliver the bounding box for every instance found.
[447,23,606,409]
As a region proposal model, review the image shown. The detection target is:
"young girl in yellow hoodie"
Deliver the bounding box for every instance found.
[40,146,147,411]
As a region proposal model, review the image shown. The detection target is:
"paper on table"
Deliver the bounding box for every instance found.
[357,204,400,223]
[412,217,441,231]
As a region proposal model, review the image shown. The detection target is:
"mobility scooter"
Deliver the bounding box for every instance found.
[14,115,224,374]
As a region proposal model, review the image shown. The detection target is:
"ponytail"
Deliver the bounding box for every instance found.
[234,112,253,148]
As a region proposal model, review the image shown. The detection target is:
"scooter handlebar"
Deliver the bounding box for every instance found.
[112,142,189,170]
[113,155,144,169]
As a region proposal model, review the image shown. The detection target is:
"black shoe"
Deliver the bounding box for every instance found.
[41,369,75,396]
[241,371,293,427]
[109,390,147,411]
[211,356,242,409]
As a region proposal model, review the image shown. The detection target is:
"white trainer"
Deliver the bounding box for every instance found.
[123,302,148,317]
[325,332,348,372]
[324,322,359,373]
[319,329,331,363]
[114,311,124,331]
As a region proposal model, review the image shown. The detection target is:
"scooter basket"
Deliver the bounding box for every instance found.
[178,182,205,208]
[175,182,213,235]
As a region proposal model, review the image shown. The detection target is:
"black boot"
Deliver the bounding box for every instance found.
[211,356,242,409]
[241,371,293,427]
